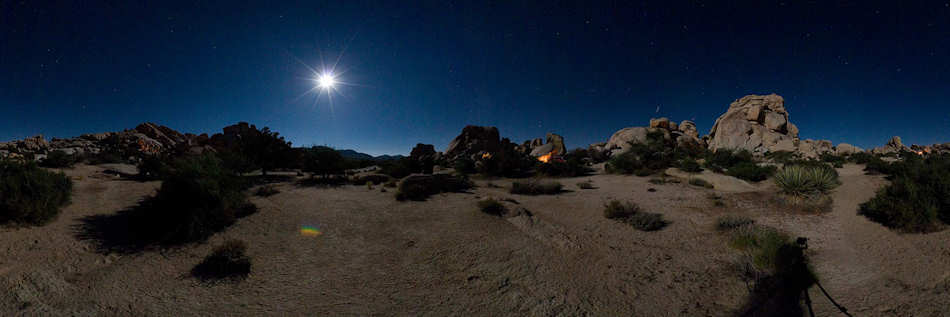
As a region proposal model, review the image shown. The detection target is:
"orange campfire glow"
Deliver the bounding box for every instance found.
[482,152,492,159]
[537,150,556,163]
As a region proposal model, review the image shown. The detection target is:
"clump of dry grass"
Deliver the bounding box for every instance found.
[603,200,668,231]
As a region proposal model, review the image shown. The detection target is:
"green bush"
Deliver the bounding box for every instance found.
[605,131,676,175]
[848,152,874,164]
[40,150,79,168]
[510,180,563,195]
[395,174,473,201]
[0,160,73,226]
[452,158,477,175]
[704,149,754,173]
[820,153,846,168]
[678,158,702,173]
[716,215,754,231]
[859,154,950,232]
[477,198,506,216]
[137,155,172,180]
[765,150,800,164]
[536,158,592,177]
[774,164,839,196]
[603,200,639,219]
[191,239,251,281]
[603,199,667,231]
[130,154,256,245]
[726,162,776,182]
[85,150,126,165]
[729,225,796,271]
[688,178,714,189]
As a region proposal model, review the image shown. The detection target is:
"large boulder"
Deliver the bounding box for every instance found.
[135,122,186,148]
[16,135,49,153]
[410,143,437,161]
[707,94,799,155]
[872,136,910,155]
[678,120,699,139]
[444,126,502,161]
[797,139,834,159]
[528,133,566,157]
[834,143,862,156]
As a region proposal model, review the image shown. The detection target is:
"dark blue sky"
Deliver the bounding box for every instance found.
[2,1,949,155]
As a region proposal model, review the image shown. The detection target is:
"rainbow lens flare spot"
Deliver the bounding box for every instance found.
[300,225,322,236]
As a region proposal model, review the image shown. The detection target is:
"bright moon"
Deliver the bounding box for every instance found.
[317,73,336,89]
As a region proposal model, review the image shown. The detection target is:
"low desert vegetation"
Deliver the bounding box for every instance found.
[576,180,595,189]
[819,152,846,168]
[774,164,839,196]
[129,153,257,245]
[725,162,776,182]
[40,150,80,168]
[677,157,702,173]
[859,153,950,232]
[510,180,563,195]
[536,158,592,177]
[0,160,73,226]
[605,131,676,176]
[191,239,252,281]
[395,174,473,201]
[703,149,776,182]
[84,148,127,165]
[764,150,800,164]
[716,215,754,231]
[477,198,506,216]
[603,200,668,231]
[688,177,713,189]
[707,193,726,207]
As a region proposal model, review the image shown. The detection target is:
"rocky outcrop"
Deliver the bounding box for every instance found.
[834,143,862,156]
[872,136,910,155]
[707,94,798,155]
[593,116,704,158]
[444,126,503,161]
[797,139,834,159]
[409,143,438,168]
[528,133,566,158]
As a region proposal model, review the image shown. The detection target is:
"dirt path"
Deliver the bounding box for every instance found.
[763,164,950,316]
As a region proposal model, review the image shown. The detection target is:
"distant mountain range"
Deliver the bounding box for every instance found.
[337,149,405,161]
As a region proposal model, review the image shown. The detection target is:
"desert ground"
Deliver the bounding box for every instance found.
[1,163,948,316]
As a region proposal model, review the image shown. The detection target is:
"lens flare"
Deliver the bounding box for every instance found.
[300,225,322,236]
[317,73,336,89]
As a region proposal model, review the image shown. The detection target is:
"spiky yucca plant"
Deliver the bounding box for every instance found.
[774,164,839,196]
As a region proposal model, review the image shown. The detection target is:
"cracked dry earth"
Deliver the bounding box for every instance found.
[1,164,947,316]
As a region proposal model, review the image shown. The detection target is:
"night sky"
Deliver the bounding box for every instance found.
[2,1,949,155]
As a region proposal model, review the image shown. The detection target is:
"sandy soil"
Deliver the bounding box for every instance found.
[1,163,947,316]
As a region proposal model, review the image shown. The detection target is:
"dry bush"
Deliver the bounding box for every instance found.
[191,239,251,281]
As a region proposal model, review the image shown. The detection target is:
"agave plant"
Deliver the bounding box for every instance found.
[774,164,840,196]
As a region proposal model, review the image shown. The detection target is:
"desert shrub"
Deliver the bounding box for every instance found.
[395,174,473,201]
[603,200,668,231]
[848,152,874,164]
[678,158,702,173]
[603,200,639,219]
[477,198,506,216]
[726,162,776,182]
[624,212,668,231]
[384,179,398,188]
[819,152,846,168]
[476,149,537,178]
[688,178,713,189]
[605,131,675,175]
[704,149,754,173]
[137,155,172,180]
[576,181,595,189]
[40,150,79,168]
[536,158,592,177]
[0,160,73,226]
[85,149,126,165]
[774,164,839,196]
[729,225,796,271]
[302,146,346,179]
[863,156,894,175]
[859,154,950,232]
[130,154,255,245]
[452,158,477,175]
[352,174,391,185]
[716,215,754,231]
[765,150,800,164]
[191,239,251,281]
[510,180,563,195]
[254,185,279,197]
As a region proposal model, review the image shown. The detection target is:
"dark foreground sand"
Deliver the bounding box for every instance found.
[1,164,947,316]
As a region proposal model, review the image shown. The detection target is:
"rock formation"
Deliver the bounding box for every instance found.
[591,117,702,158]
[872,136,911,155]
[444,126,503,161]
[527,133,566,158]
[707,94,799,155]
[834,143,862,156]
